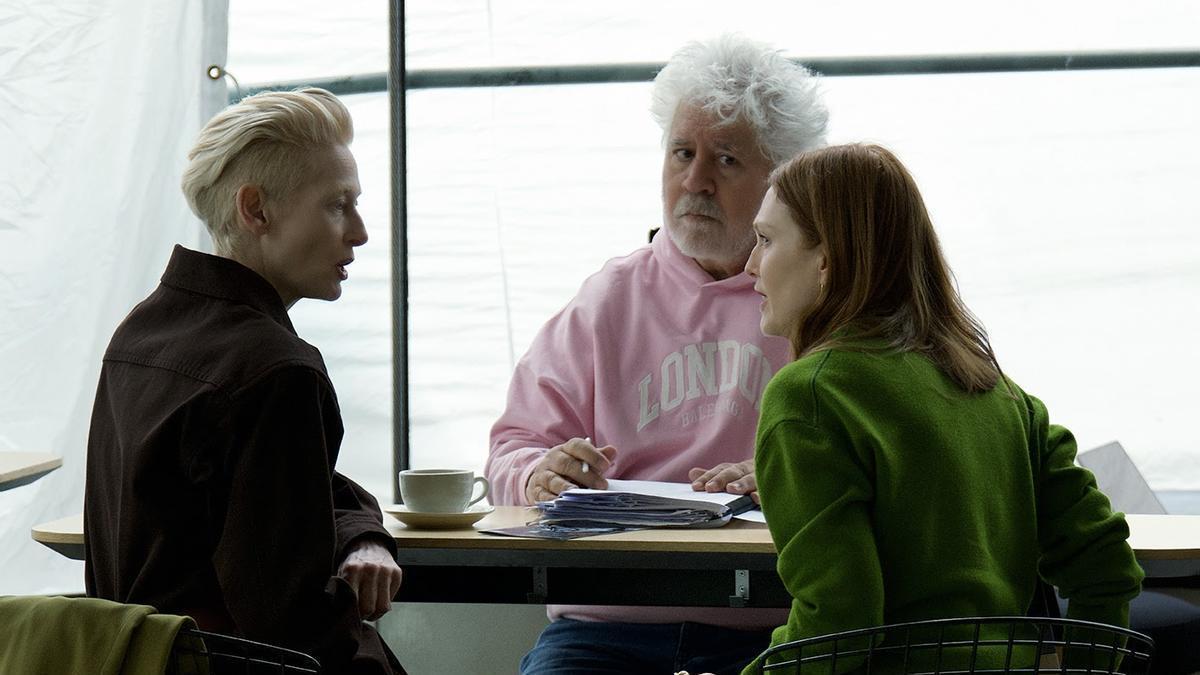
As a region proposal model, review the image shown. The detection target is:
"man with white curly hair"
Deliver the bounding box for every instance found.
[486,35,829,675]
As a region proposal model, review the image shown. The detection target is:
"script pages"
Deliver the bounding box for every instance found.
[482,479,759,540]
[540,479,751,528]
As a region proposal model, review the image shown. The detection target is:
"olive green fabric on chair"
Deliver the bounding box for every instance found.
[0,595,195,675]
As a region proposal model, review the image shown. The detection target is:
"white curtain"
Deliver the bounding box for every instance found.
[0,0,228,594]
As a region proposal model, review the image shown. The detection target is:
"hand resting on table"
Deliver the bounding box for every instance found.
[688,458,759,504]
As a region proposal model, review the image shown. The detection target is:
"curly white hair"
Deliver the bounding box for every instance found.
[650,34,828,166]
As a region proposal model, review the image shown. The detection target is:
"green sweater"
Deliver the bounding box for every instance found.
[746,345,1143,673]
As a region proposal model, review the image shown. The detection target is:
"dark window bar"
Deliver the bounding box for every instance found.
[389,2,408,504]
[234,50,1200,101]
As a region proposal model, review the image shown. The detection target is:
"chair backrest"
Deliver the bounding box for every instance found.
[170,628,321,675]
[1076,441,1166,514]
[755,616,1154,674]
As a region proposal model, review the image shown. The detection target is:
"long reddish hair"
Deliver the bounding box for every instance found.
[771,143,1001,393]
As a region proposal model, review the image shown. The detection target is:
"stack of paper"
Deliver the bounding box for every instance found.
[535,479,755,529]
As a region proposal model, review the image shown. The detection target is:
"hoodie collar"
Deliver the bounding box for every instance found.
[652,226,756,291]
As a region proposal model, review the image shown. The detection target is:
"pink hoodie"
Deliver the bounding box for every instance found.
[487,231,790,629]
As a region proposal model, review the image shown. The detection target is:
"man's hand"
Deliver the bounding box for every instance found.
[688,459,759,504]
[525,438,617,504]
[338,539,403,621]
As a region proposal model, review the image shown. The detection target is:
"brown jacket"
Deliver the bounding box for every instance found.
[85,245,404,674]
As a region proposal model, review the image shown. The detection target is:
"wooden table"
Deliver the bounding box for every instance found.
[0,451,61,491]
[35,509,1200,607]
[389,507,782,607]
[30,513,84,558]
[387,509,1200,606]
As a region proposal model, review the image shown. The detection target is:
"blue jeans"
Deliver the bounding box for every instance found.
[519,619,772,675]
[1059,589,1200,675]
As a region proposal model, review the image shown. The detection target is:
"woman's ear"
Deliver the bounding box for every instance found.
[234,184,269,236]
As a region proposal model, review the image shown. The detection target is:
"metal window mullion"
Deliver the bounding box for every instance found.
[389,0,409,502]
[237,49,1200,102]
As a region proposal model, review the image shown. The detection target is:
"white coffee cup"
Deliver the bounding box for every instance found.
[399,469,490,513]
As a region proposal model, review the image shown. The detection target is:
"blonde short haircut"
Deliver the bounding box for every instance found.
[181,87,353,255]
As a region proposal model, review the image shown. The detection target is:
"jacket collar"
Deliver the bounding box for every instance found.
[160,245,296,332]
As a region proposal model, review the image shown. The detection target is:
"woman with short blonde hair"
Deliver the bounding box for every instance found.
[86,87,404,675]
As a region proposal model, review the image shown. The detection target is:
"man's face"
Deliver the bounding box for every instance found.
[259,143,367,307]
[661,105,773,279]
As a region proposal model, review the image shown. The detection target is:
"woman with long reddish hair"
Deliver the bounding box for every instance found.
[741,143,1143,671]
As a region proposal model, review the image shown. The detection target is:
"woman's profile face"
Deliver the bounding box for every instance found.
[256,144,368,308]
[744,187,826,338]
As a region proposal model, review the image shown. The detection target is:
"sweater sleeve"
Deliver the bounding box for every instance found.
[1025,393,1144,627]
[753,416,884,670]
[486,301,597,506]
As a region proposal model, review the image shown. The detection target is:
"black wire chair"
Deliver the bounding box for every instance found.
[753,616,1154,674]
[169,628,322,674]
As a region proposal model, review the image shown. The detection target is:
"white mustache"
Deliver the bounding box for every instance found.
[673,194,724,221]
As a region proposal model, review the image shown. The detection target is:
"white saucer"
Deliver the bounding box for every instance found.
[384,504,494,530]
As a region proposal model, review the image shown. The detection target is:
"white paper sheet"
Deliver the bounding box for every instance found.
[603,479,765,522]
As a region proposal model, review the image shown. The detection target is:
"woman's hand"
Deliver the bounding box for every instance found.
[338,539,403,621]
